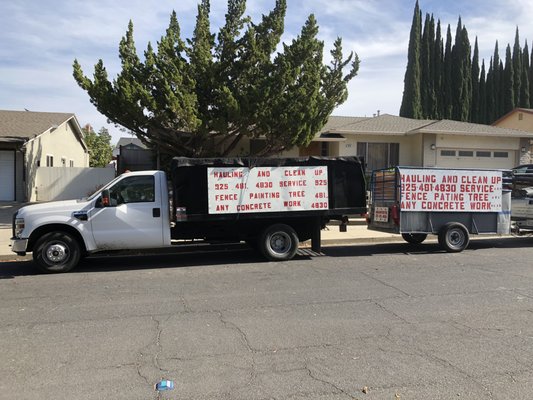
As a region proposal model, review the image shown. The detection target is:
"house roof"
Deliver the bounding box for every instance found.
[414,119,533,137]
[0,109,76,139]
[115,137,148,149]
[492,108,533,125]
[320,113,533,138]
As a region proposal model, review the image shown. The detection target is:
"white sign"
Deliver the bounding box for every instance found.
[374,206,389,222]
[208,166,329,214]
[399,168,503,212]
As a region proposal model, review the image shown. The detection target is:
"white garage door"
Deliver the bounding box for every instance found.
[0,150,15,201]
[436,149,516,169]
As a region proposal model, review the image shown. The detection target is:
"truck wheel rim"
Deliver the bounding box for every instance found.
[448,229,464,247]
[270,232,290,254]
[45,243,68,263]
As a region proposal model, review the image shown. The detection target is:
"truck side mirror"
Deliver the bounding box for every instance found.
[101,189,111,207]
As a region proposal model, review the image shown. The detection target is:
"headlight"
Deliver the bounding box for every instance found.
[14,218,25,238]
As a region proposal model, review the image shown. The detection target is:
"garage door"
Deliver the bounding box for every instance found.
[436,149,516,169]
[0,150,15,201]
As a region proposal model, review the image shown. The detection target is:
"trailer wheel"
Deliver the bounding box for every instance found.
[438,223,469,253]
[33,232,81,273]
[259,224,299,261]
[401,233,427,244]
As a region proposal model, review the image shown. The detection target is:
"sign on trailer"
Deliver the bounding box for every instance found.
[399,168,503,212]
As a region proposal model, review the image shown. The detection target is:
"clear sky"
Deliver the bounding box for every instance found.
[1,0,532,143]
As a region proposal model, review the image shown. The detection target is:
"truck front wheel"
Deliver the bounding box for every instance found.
[33,232,81,273]
[259,224,299,261]
[438,223,469,252]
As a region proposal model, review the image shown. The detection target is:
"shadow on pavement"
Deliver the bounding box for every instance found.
[0,236,531,277]
[322,236,533,258]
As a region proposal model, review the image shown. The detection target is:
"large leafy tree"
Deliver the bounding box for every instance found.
[73,0,359,159]
[82,125,113,168]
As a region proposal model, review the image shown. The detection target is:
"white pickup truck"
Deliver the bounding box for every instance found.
[11,157,366,273]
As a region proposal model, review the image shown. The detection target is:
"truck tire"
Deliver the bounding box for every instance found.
[33,232,81,273]
[259,224,299,261]
[401,233,427,244]
[438,223,469,252]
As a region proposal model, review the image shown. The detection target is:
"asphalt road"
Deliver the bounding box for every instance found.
[1,238,533,400]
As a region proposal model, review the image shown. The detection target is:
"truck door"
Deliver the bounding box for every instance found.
[89,175,165,249]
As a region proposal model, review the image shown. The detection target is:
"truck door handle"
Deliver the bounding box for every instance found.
[153,208,161,218]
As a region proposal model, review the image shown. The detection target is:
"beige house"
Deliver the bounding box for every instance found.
[0,110,89,201]
[281,114,533,172]
[493,108,533,164]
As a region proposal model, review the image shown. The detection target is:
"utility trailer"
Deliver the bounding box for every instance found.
[367,167,512,252]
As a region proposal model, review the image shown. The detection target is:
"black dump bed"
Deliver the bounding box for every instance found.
[170,156,366,220]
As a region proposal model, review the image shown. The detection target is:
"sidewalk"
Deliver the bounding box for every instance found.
[0,202,400,260]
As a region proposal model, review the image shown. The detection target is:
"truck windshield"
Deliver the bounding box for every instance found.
[86,175,124,201]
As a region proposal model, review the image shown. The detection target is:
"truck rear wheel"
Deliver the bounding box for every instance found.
[438,223,469,252]
[259,224,299,261]
[33,232,81,273]
[401,233,427,244]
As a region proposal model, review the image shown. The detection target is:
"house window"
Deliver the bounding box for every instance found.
[519,113,523,121]
[46,155,54,167]
[440,150,456,156]
[70,160,74,167]
[494,151,509,158]
[61,157,67,167]
[356,142,399,171]
[476,151,491,157]
[458,150,474,157]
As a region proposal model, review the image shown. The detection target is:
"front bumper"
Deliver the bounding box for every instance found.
[10,238,28,254]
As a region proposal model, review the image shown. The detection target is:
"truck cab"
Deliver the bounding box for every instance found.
[11,170,170,273]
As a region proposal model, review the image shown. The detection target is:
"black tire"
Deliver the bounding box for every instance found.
[33,232,81,273]
[259,224,299,261]
[438,223,469,253]
[401,233,428,244]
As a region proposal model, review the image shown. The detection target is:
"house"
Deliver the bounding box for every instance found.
[114,137,156,173]
[493,108,533,164]
[0,110,89,202]
[281,114,533,171]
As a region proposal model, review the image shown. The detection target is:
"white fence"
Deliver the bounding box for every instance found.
[32,167,116,202]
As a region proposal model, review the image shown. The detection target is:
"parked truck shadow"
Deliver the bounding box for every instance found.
[0,236,531,277]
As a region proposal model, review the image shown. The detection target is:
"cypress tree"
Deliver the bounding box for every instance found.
[479,60,487,123]
[442,25,453,119]
[460,26,472,121]
[471,37,480,122]
[420,13,433,117]
[503,44,515,114]
[451,19,471,121]
[400,1,423,118]
[521,40,530,108]
[512,28,522,108]
[529,45,533,108]
[433,20,443,119]
[486,58,495,122]
[492,42,501,121]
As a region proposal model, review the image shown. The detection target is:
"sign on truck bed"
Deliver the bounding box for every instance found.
[207,166,329,214]
[171,156,366,220]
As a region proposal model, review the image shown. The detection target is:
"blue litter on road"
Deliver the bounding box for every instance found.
[155,380,174,391]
